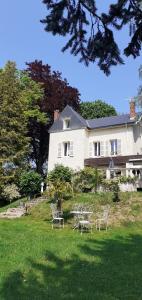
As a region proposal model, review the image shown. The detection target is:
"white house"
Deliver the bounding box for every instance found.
[48,100,142,189]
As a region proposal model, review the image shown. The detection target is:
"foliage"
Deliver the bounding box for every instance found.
[47,164,73,183]
[135,65,142,108]
[26,60,80,174]
[19,171,42,197]
[73,167,102,193]
[47,179,72,210]
[80,100,117,119]
[41,0,142,75]
[3,184,20,203]
[0,61,46,185]
[119,175,137,184]
[102,179,120,202]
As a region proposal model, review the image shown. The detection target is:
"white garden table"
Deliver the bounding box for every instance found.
[70,211,93,230]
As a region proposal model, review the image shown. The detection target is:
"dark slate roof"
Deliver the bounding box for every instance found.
[49,105,141,133]
[49,105,87,133]
[86,114,136,129]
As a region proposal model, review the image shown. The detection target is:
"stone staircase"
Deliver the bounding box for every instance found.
[0,196,47,219]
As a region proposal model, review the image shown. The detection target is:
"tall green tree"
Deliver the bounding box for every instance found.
[79,100,117,120]
[41,0,142,75]
[0,61,46,185]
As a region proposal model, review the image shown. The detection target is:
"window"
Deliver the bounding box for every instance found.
[64,142,70,156]
[94,142,100,156]
[110,139,117,155]
[64,118,70,129]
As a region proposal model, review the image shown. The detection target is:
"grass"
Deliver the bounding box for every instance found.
[0,192,142,299]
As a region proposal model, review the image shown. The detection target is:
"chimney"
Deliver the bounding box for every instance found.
[129,99,136,120]
[54,109,60,121]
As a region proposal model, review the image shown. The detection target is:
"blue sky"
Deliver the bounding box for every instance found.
[0,0,141,113]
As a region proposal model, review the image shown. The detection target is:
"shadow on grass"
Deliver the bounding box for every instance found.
[1,234,142,300]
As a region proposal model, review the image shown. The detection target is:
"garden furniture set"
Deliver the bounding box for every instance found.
[50,203,110,234]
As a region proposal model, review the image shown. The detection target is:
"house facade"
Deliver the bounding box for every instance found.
[48,101,142,188]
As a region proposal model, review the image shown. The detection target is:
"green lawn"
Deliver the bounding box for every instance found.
[0,193,142,299]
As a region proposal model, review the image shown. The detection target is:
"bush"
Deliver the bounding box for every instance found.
[19,171,42,197]
[3,184,20,203]
[73,167,102,193]
[47,164,73,183]
[119,175,136,184]
[47,179,72,211]
[102,179,120,202]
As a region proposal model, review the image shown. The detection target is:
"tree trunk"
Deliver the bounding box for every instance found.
[57,198,62,212]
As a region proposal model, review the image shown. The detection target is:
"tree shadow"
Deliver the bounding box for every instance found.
[1,234,142,299]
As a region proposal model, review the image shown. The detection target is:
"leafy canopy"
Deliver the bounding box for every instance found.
[135,65,142,108]
[0,61,46,185]
[41,0,142,75]
[19,171,42,197]
[47,164,73,183]
[80,100,117,119]
[26,60,80,174]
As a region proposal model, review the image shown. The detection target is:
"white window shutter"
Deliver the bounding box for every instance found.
[89,142,93,157]
[117,139,121,155]
[105,141,109,157]
[100,141,104,157]
[57,143,62,158]
[69,141,74,157]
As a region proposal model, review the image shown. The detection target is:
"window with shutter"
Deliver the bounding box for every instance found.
[100,141,104,156]
[63,142,69,156]
[105,141,109,157]
[93,142,101,156]
[117,139,121,155]
[57,143,62,158]
[69,141,74,157]
[89,142,93,157]
[110,139,121,155]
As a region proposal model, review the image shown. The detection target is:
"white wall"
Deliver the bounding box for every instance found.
[86,125,134,158]
[48,129,87,171]
[48,124,142,171]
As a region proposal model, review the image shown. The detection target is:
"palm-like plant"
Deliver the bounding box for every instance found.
[47,179,72,211]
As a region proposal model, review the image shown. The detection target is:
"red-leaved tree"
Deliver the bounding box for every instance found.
[26,60,80,175]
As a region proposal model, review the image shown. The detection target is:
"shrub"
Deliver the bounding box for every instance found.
[47,179,72,211]
[19,171,42,197]
[73,167,102,193]
[47,164,73,183]
[119,175,136,184]
[3,184,20,203]
[102,179,120,202]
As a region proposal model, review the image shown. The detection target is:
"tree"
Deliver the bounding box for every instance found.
[79,100,117,119]
[26,60,80,174]
[73,167,102,193]
[41,0,142,75]
[0,61,46,186]
[47,164,73,183]
[19,171,42,197]
[135,65,142,107]
[47,179,72,211]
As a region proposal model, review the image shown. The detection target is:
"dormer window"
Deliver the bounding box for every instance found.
[64,118,70,129]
